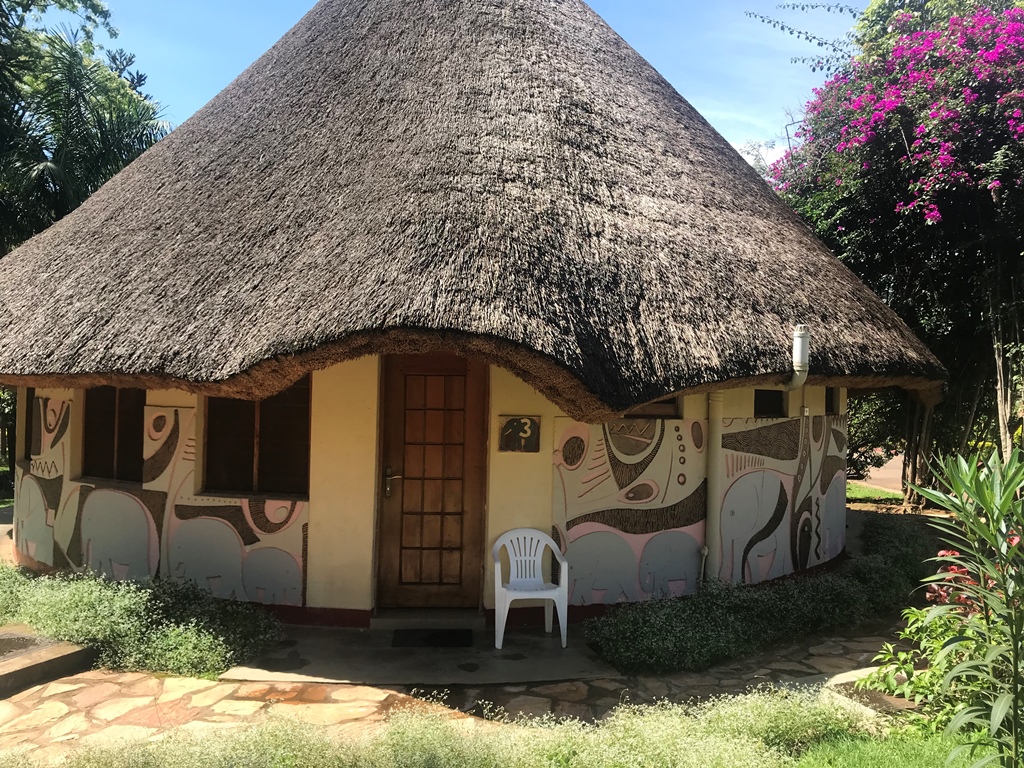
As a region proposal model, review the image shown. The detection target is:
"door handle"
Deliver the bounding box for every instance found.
[384,466,403,498]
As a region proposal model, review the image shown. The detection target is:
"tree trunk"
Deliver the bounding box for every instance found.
[958,378,984,457]
[903,397,922,505]
[992,291,1015,462]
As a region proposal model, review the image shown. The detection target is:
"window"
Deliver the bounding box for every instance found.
[205,374,311,496]
[624,397,681,419]
[82,387,146,481]
[825,387,841,415]
[754,389,787,419]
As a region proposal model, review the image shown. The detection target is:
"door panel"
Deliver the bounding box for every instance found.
[378,354,486,608]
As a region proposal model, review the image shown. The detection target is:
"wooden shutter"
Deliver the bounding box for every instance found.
[257,374,311,495]
[115,388,146,482]
[206,398,256,493]
[83,387,117,478]
[754,390,787,419]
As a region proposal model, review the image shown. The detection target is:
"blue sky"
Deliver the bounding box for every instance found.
[67,1,860,157]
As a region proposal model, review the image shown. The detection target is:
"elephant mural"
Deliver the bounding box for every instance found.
[720,471,790,584]
[567,531,639,605]
[639,529,702,597]
[821,473,847,561]
[81,490,157,580]
[243,547,302,605]
[718,414,849,582]
[168,518,246,600]
[16,475,53,565]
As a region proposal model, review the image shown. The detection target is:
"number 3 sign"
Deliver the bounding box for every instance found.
[498,416,541,453]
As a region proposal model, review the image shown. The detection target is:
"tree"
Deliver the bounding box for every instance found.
[769,8,1024,477]
[0,0,167,255]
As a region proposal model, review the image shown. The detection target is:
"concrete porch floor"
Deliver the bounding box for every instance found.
[223,624,616,686]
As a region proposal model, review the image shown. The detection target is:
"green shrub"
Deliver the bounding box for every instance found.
[0,564,281,677]
[0,563,28,623]
[16,573,154,663]
[863,451,1024,768]
[0,687,877,768]
[846,554,914,614]
[857,513,935,584]
[587,512,929,674]
[692,686,870,754]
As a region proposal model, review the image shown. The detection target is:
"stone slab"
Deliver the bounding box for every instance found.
[0,625,97,699]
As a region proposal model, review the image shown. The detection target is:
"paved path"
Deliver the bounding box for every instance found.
[0,624,908,764]
[859,454,904,493]
[0,672,420,764]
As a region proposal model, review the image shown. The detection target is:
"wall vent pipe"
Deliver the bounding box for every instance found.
[785,325,810,391]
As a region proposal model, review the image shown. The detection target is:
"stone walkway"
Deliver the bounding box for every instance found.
[419,627,907,720]
[0,623,909,764]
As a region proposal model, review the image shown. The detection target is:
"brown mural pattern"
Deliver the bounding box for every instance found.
[15,396,308,607]
[553,418,709,606]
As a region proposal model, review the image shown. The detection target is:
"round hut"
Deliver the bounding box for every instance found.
[0,0,943,624]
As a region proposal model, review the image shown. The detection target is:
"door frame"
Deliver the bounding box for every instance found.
[374,353,489,609]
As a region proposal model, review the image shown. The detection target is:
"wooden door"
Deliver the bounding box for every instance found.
[377,354,487,608]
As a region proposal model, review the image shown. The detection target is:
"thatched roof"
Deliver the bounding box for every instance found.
[0,0,944,420]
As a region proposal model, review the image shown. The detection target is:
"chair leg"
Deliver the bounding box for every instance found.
[556,598,568,648]
[494,594,509,650]
[544,599,553,634]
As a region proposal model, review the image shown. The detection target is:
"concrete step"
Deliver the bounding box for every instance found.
[0,624,97,698]
[369,609,486,631]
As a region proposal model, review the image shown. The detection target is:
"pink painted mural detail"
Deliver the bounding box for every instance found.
[14,398,308,607]
[553,418,708,606]
[718,415,848,585]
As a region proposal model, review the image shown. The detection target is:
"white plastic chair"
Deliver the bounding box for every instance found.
[492,528,568,649]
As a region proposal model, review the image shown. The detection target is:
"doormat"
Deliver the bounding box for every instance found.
[392,628,474,648]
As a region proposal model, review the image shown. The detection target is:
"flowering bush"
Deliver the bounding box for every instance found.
[863,451,1024,767]
[771,8,1024,225]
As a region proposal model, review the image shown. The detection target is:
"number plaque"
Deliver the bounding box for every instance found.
[498,416,541,453]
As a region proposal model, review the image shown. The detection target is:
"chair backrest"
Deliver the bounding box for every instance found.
[493,528,559,586]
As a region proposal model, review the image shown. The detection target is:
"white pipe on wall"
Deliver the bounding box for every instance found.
[703,392,725,582]
[785,325,810,391]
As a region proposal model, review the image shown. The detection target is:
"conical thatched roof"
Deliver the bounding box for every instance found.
[0,0,943,420]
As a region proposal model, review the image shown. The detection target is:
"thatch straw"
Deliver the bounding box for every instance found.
[0,0,944,420]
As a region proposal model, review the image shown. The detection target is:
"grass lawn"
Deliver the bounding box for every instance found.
[797,733,979,767]
[847,481,903,503]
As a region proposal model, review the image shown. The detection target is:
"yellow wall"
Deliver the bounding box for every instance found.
[683,394,708,421]
[721,388,752,418]
[717,385,839,419]
[484,366,568,609]
[306,356,381,611]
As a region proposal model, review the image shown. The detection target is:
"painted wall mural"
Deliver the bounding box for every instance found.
[718,415,848,585]
[553,417,708,606]
[15,394,308,607]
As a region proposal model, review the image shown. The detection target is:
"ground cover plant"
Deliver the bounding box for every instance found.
[0,564,280,677]
[863,450,1024,767]
[0,686,986,768]
[586,511,934,674]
